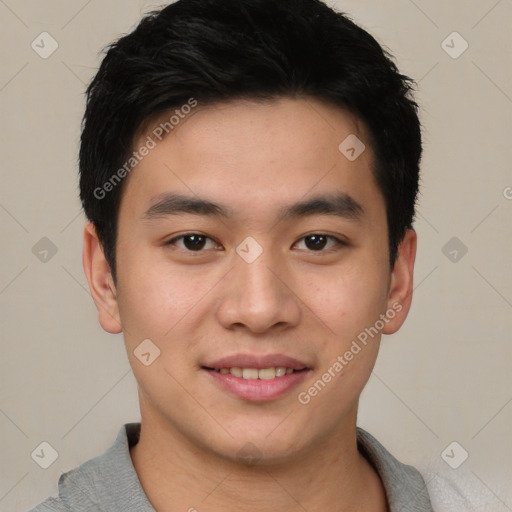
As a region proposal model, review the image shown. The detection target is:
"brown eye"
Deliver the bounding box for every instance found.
[294,234,345,252]
[305,234,328,250]
[165,233,218,252]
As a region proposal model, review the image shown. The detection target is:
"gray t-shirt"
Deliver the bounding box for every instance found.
[29,423,434,511]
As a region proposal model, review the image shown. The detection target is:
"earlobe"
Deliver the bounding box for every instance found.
[382,228,417,335]
[82,222,122,334]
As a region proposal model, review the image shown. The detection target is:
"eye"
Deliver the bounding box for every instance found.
[165,233,220,252]
[164,232,346,254]
[293,234,345,252]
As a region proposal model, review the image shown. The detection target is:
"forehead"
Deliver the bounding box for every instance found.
[122,97,381,220]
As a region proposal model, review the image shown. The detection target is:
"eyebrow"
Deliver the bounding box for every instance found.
[142,192,364,222]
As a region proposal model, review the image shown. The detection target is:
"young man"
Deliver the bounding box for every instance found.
[31,0,433,510]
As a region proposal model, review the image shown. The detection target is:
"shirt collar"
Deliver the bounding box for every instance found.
[59,423,432,512]
[357,427,433,511]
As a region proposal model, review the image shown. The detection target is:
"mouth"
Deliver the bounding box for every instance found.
[201,354,312,401]
[202,366,308,380]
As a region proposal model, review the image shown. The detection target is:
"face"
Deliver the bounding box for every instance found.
[84,97,416,464]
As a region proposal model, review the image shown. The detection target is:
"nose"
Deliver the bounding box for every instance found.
[215,248,302,334]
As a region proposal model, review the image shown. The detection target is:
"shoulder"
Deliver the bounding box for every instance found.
[423,467,509,512]
[28,497,70,511]
[356,427,433,511]
[27,423,153,512]
[357,429,507,511]
[356,427,431,489]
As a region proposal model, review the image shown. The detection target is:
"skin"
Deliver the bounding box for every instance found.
[83,97,416,512]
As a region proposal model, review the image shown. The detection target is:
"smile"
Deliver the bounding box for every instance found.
[205,366,304,380]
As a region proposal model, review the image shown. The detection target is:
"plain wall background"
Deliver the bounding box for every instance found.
[1,1,511,510]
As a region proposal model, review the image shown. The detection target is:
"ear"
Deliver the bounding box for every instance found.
[82,222,122,334]
[382,228,417,335]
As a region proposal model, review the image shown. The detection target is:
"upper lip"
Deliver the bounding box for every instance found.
[203,353,310,370]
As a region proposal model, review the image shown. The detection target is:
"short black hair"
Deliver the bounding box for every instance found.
[79,0,422,283]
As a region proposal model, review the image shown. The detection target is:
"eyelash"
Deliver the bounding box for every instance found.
[164,232,347,254]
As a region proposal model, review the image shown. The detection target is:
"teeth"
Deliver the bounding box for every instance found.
[215,366,300,379]
[259,367,276,380]
[242,368,259,380]
[230,367,243,378]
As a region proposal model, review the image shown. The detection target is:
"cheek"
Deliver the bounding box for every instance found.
[115,246,204,340]
[115,254,206,401]
[115,245,231,363]
[302,260,389,340]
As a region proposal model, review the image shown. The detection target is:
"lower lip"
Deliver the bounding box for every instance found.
[203,368,310,402]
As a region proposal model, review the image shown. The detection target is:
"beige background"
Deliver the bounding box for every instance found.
[1,1,511,510]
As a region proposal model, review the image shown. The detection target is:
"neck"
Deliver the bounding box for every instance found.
[130,405,388,512]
